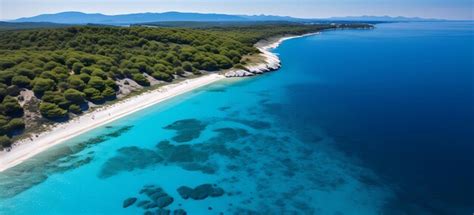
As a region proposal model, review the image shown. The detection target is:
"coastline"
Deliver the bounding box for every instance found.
[224,32,320,77]
[0,32,319,172]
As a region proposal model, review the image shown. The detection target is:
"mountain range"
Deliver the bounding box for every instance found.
[10,11,444,25]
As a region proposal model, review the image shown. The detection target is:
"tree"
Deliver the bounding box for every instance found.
[68,104,82,114]
[173,67,185,76]
[0,115,9,135]
[0,70,15,85]
[132,73,150,86]
[101,87,116,99]
[3,118,25,132]
[88,76,106,91]
[64,88,85,104]
[11,75,32,88]
[68,76,86,91]
[16,68,35,79]
[32,78,55,95]
[91,68,107,79]
[83,87,103,102]
[41,91,70,109]
[72,62,84,74]
[0,135,12,150]
[182,62,194,72]
[39,102,67,119]
[0,96,23,117]
[151,72,172,82]
[105,79,118,91]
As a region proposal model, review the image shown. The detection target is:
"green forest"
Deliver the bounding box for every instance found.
[0,23,371,147]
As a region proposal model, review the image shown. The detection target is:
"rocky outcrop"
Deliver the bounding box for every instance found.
[224,46,281,78]
[224,70,255,77]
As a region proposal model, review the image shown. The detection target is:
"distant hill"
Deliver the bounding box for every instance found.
[0,21,72,31]
[327,15,444,22]
[12,11,302,24]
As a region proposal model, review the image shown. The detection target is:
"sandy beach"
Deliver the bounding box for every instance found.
[0,32,318,172]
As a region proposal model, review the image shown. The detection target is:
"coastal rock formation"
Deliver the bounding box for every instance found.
[177,184,225,200]
[224,70,255,77]
[224,46,281,78]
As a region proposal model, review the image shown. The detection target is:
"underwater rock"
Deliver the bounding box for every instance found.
[143,202,158,209]
[173,209,187,215]
[177,186,193,199]
[157,141,209,163]
[137,200,152,208]
[168,145,204,162]
[177,184,225,200]
[123,197,137,208]
[155,196,174,208]
[99,146,163,178]
[155,209,171,215]
[139,186,174,209]
[164,119,207,143]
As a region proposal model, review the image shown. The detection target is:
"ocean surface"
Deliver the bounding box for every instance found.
[0,22,473,215]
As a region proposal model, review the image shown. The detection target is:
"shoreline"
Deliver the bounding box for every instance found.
[224,32,320,77]
[0,32,319,172]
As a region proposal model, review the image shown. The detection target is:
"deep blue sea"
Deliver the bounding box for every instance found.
[0,22,473,215]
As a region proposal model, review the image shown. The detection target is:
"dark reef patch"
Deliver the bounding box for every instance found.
[163,119,207,143]
[0,125,133,199]
[123,185,175,213]
[177,184,225,200]
[99,146,163,178]
[123,197,137,208]
[101,127,251,177]
[218,106,231,111]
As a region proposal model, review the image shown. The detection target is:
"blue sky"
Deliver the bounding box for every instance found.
[1,0,472,20]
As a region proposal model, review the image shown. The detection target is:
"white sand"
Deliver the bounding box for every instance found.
[0,32,320,172]
[0,73,224,172]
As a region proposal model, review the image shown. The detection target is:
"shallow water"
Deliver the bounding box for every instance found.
[0,22,473,214]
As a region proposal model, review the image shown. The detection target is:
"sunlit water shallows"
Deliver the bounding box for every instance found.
[0,22,473,215]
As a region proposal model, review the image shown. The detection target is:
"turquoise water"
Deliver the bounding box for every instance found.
[0,22,473,214]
